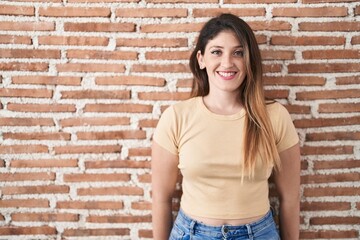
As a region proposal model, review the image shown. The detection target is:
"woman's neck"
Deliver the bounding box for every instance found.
[202,92,242,115]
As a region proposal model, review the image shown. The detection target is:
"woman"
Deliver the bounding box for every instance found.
[151,14,300,240]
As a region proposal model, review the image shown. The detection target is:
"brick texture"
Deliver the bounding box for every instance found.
[0,1,359,239]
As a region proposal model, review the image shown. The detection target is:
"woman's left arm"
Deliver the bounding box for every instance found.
[273,143,301,240]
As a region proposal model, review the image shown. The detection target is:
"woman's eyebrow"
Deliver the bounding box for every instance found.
[209,45,243,49]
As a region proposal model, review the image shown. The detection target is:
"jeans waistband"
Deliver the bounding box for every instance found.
[176,209,274,238]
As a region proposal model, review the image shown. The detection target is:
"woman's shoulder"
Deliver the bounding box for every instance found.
[170,96,200,113]
[265,101,290,117]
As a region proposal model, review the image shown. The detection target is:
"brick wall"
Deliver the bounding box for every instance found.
[0,0,359,239]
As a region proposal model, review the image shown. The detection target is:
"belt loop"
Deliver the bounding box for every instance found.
[189,220,196,235]
[246,224,253,240]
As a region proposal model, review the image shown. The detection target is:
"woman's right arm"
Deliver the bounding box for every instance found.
[151,141,179,240]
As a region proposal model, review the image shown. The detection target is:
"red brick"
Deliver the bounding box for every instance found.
[10,159,78,168]
[39,6,110,17]
[87,214,151,223]
[78,186,143,196]
[38,36,109,46]
[63,228,130,236]
[297,89,360,100]
[141,23,203,33]
[85,160,150,169]
[1,185,69,195]
[225,0,296,2]
[288,63,360,73]
[10,0,60,1]
[0,88,51,98]
[138,173,151,183]
[57,201,124,210]
[261,50,295,60]
[67,50,137,60]
[0,35,32,44]
[0,118,54,126]
[96,76,165,86]
[304,187,360,197]
[300,230,359,239]
[139,229,153,238]
[249,21,292,31]
[303,0,358,2]
[69,0,139,2]
[177,78,192,88]
[264,76,325,86]
[284,104,311,114]
[311,216,360,225]
[263,64,282,73]
[12,76,81,85]
[132,63,190,73]
[84,103,153,113]
[355,5,360,15]
[60,117,130,127]
[131,201,151,210]
[3,132,71,141]
[12,213,79,222]
[8,104,76,113]
[146,51,191,60]
[0,172,55,181]
[319,103,360,113]
[77,130,146,140]
[65,22,135,32]
[301,145,353,155]
[273,7,347,17]
[303,50,360,59]
[271,36,345,46]
[264,90,289,99]
[116,8,187,17]
[294,116,360,128]
[0,62,48,71]
[0,145,48,154]
[0,49,60,59]
[0,199,49,208]
[57,63,125,73]
[128,148,151,157]
[117,38,188,48]
[299,21,360,31]
[61,90,130,100]
[307,131,360,141]
[0,21,54,31]
[193,8,265,17]
[0,5,34,16]
[138,92,191,101]
[148,0,216,2]
[302,172,359,184]
[54,145,121,154]
[0,226,56,235]
[313,159,360,170]
[301,202,351,211]
[336,76,360,85]
[64,173,130,182]
[352,36,360,45]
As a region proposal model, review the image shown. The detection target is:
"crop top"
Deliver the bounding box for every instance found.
[153,97,299,219]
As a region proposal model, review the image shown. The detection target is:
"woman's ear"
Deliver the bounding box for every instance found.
[197,50,205,69]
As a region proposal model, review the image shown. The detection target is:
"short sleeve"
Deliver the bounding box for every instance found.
[271,103,299,153]
[153,106,179,155]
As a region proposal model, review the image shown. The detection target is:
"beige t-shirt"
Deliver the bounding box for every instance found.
[153,97,299,219]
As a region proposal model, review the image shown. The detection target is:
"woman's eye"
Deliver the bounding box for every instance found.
[234,51,244,57]
[211,50,221,55]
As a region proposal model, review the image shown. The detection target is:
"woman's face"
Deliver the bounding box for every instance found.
[197,30,246,96]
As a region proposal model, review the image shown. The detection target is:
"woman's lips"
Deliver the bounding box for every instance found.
[217,71,237,80]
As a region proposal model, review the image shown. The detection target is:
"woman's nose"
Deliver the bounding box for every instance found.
[220,54,234,68]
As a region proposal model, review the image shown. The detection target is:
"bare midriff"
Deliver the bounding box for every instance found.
[183,209,266,226]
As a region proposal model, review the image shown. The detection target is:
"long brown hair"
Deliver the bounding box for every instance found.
[189,13,280,177]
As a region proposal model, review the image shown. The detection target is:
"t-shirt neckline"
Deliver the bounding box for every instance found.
[197,96,246,121]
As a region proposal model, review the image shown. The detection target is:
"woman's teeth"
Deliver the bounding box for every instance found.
[218,72,236,77]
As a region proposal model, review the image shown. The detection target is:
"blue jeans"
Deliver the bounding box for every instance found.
[169,209,280,240]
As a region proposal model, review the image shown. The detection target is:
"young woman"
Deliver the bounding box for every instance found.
[151,14,300,240]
